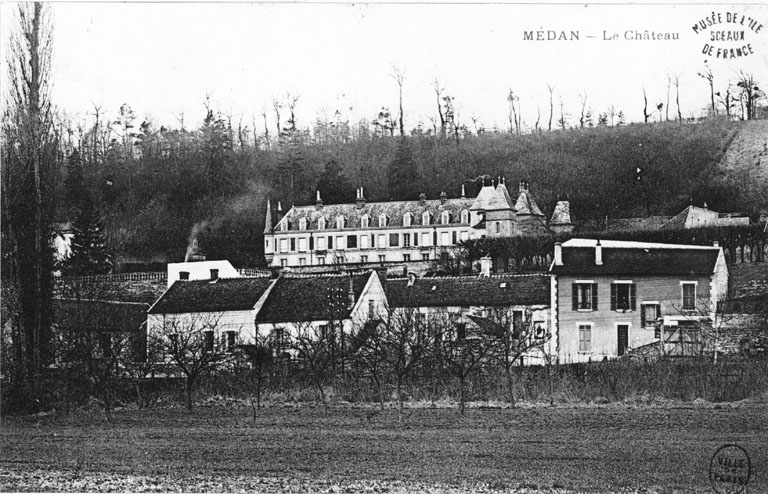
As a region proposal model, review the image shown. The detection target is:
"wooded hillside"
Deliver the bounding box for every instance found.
[55,113,765,268]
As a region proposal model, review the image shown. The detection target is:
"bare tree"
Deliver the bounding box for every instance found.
[736,71,765,120]
[238,332,274,421]
[156,313,233,411]
[642,85,650,123]
[507,89,521,135]
[434,79,446,139]
[534,106,541,133]
[698,66,716,117]
[291,322,335,410]
[558,98,567,130]
[665,75,672,121]
[390,65,406,138]
[579,91,587,129]
[547,84,555,131]
[673,74,683,121]
[272,97,283,137]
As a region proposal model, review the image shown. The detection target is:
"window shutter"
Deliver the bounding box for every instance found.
[591,283,598,310]
[572,284,578,310]
[610,284,617,311]
[630,284,636,311]
[640,305,646,327]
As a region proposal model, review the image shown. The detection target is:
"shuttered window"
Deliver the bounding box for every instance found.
[610,283,636,311]
[572,283,598,311]
[578,324,592,352]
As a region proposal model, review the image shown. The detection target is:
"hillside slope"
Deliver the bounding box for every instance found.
[718,119,768,215]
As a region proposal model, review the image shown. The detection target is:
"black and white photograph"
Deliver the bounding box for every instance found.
[1,1,767,492]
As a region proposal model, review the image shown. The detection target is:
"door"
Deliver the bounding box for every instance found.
[617,324,629,356]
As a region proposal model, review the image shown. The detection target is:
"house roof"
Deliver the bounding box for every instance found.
[275,197,476,231]
[550,239,721,276]
[470,184,497,211]
[550,200,574,225]
[514,190,544,217]
[486,184,516,211]
[147,276,274,314]
[386,274,550,308]
[254,271,373,323]
[54,298,148,333]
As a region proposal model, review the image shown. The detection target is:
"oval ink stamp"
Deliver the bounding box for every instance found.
[709,444,751,494]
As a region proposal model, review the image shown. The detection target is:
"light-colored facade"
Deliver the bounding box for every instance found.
[550,239,728,363]
[263,180,568,268]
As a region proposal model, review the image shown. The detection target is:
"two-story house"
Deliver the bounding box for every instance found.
[549,239,728,363]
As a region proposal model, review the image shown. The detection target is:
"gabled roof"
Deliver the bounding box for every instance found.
[486,184,516,211]
[54,298,148,333]
[275,197,475,231]
[387,274,550,308]
[255,271,373,323]
[147,276,274,314]
[550,239,721,276]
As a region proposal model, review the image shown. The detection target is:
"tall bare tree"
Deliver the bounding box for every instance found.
[698,66,716,117]
[434,79,446,139]
[2,3,58,407]
[390,65,406,138]
[547,84,555,131]
[673,74,682,121]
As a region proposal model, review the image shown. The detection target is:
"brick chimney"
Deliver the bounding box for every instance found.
[595,240,603,266]
[554,242,563,266]
[440,192,447,205]
[419,193,427,206]
[356,187,366,209]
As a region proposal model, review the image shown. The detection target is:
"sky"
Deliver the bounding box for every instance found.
[2,2,767,132]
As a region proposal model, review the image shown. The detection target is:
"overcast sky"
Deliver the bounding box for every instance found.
[2,2,767,132]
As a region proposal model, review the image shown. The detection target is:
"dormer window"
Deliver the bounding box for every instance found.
[441,211,452,225]
[336,215,347,229]
[360,215,370,228]
[378,214,388,227]
[422,211,432,225]
[317,217,326,230]
[461,210,469,224]
[298,218,307,231]
[281,220,290,232]
[403,212,413,227]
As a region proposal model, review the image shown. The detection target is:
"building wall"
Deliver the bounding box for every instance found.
[147,309,256,356]
[166,260,240,287]
[266,224,477,267]
[556,275,712,363]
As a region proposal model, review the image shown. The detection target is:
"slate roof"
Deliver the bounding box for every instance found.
[550,200,574,225]
[386,274,551,308]
[486,184,516,211]
[255,272,373,323]
[147,276,274,314]
[550,239,720,276]
[514,190,544,216]
[54,298,148,333]
[276,197,476,231]
[471,184,497,211]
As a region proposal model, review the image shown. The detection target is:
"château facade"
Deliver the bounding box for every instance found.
[263,179,572,268]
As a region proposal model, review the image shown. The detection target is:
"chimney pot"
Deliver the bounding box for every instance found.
[440,191,447,205]
[461,184,466,198]
[554,243,563,266]
[519,180,525,193]
[713,241,719,248]
[595,240,603,266]
[316,190,323,210]
[356,187,366,208]
[419,193,427,205]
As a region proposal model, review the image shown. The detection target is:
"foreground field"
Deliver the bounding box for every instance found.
[1,403,766,493]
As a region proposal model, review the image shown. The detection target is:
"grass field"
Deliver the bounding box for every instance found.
[1,402,766,493]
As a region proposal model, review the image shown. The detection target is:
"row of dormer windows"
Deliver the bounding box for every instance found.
[282,210,471,232]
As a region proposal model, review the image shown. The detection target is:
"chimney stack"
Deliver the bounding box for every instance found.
[347,275,355,309]
[419,192,427,206]
[554,242,563,266]
[461,184,466,198]
[440,191,447,205]
[519,180,526,193]
[316,190,323,210]
[713,241,719,248]
[595,240,603,266]
[356,187,366,209]
[479,256,492,277]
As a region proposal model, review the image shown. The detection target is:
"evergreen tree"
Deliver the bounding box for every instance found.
[387,139,420,200]
[316,158,353,204]
[62,193,112,275]
[64,149,86,214]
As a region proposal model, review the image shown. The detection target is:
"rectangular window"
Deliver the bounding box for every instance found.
[572,283,598,311]
[452,231,457,244]
[413,232,419,246]
[403,233,411,248]
[441,231,450,246]
[317,236,326,250]
[336,236,345,249]
[204,331,214,352]
[422,253,430,261]
[273,328,286,351]
[347,235,357,249]
[290,238,296,251]
[317,257,325,265]
[682,283,696,311]
[378,234,386,248]
[641,303,660,328]
[299,258,306,266]
[298,237,307,252]
[360,235,369,249]
[328,236,333,249]
[403,254,411,261]
[368,300,375,319]
[389,233,399,247]
[280,258,288,267]
[610,283,636,312]
[578,324,592,352]
[378,255,386,263]
[360,255,368,263]
[456,323,466,341]
[279,239,288,253]
[224,331,236,353]
[512,310,524,338]
[421,232,431,246]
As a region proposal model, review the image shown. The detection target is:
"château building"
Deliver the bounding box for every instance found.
[263,179,572,268]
